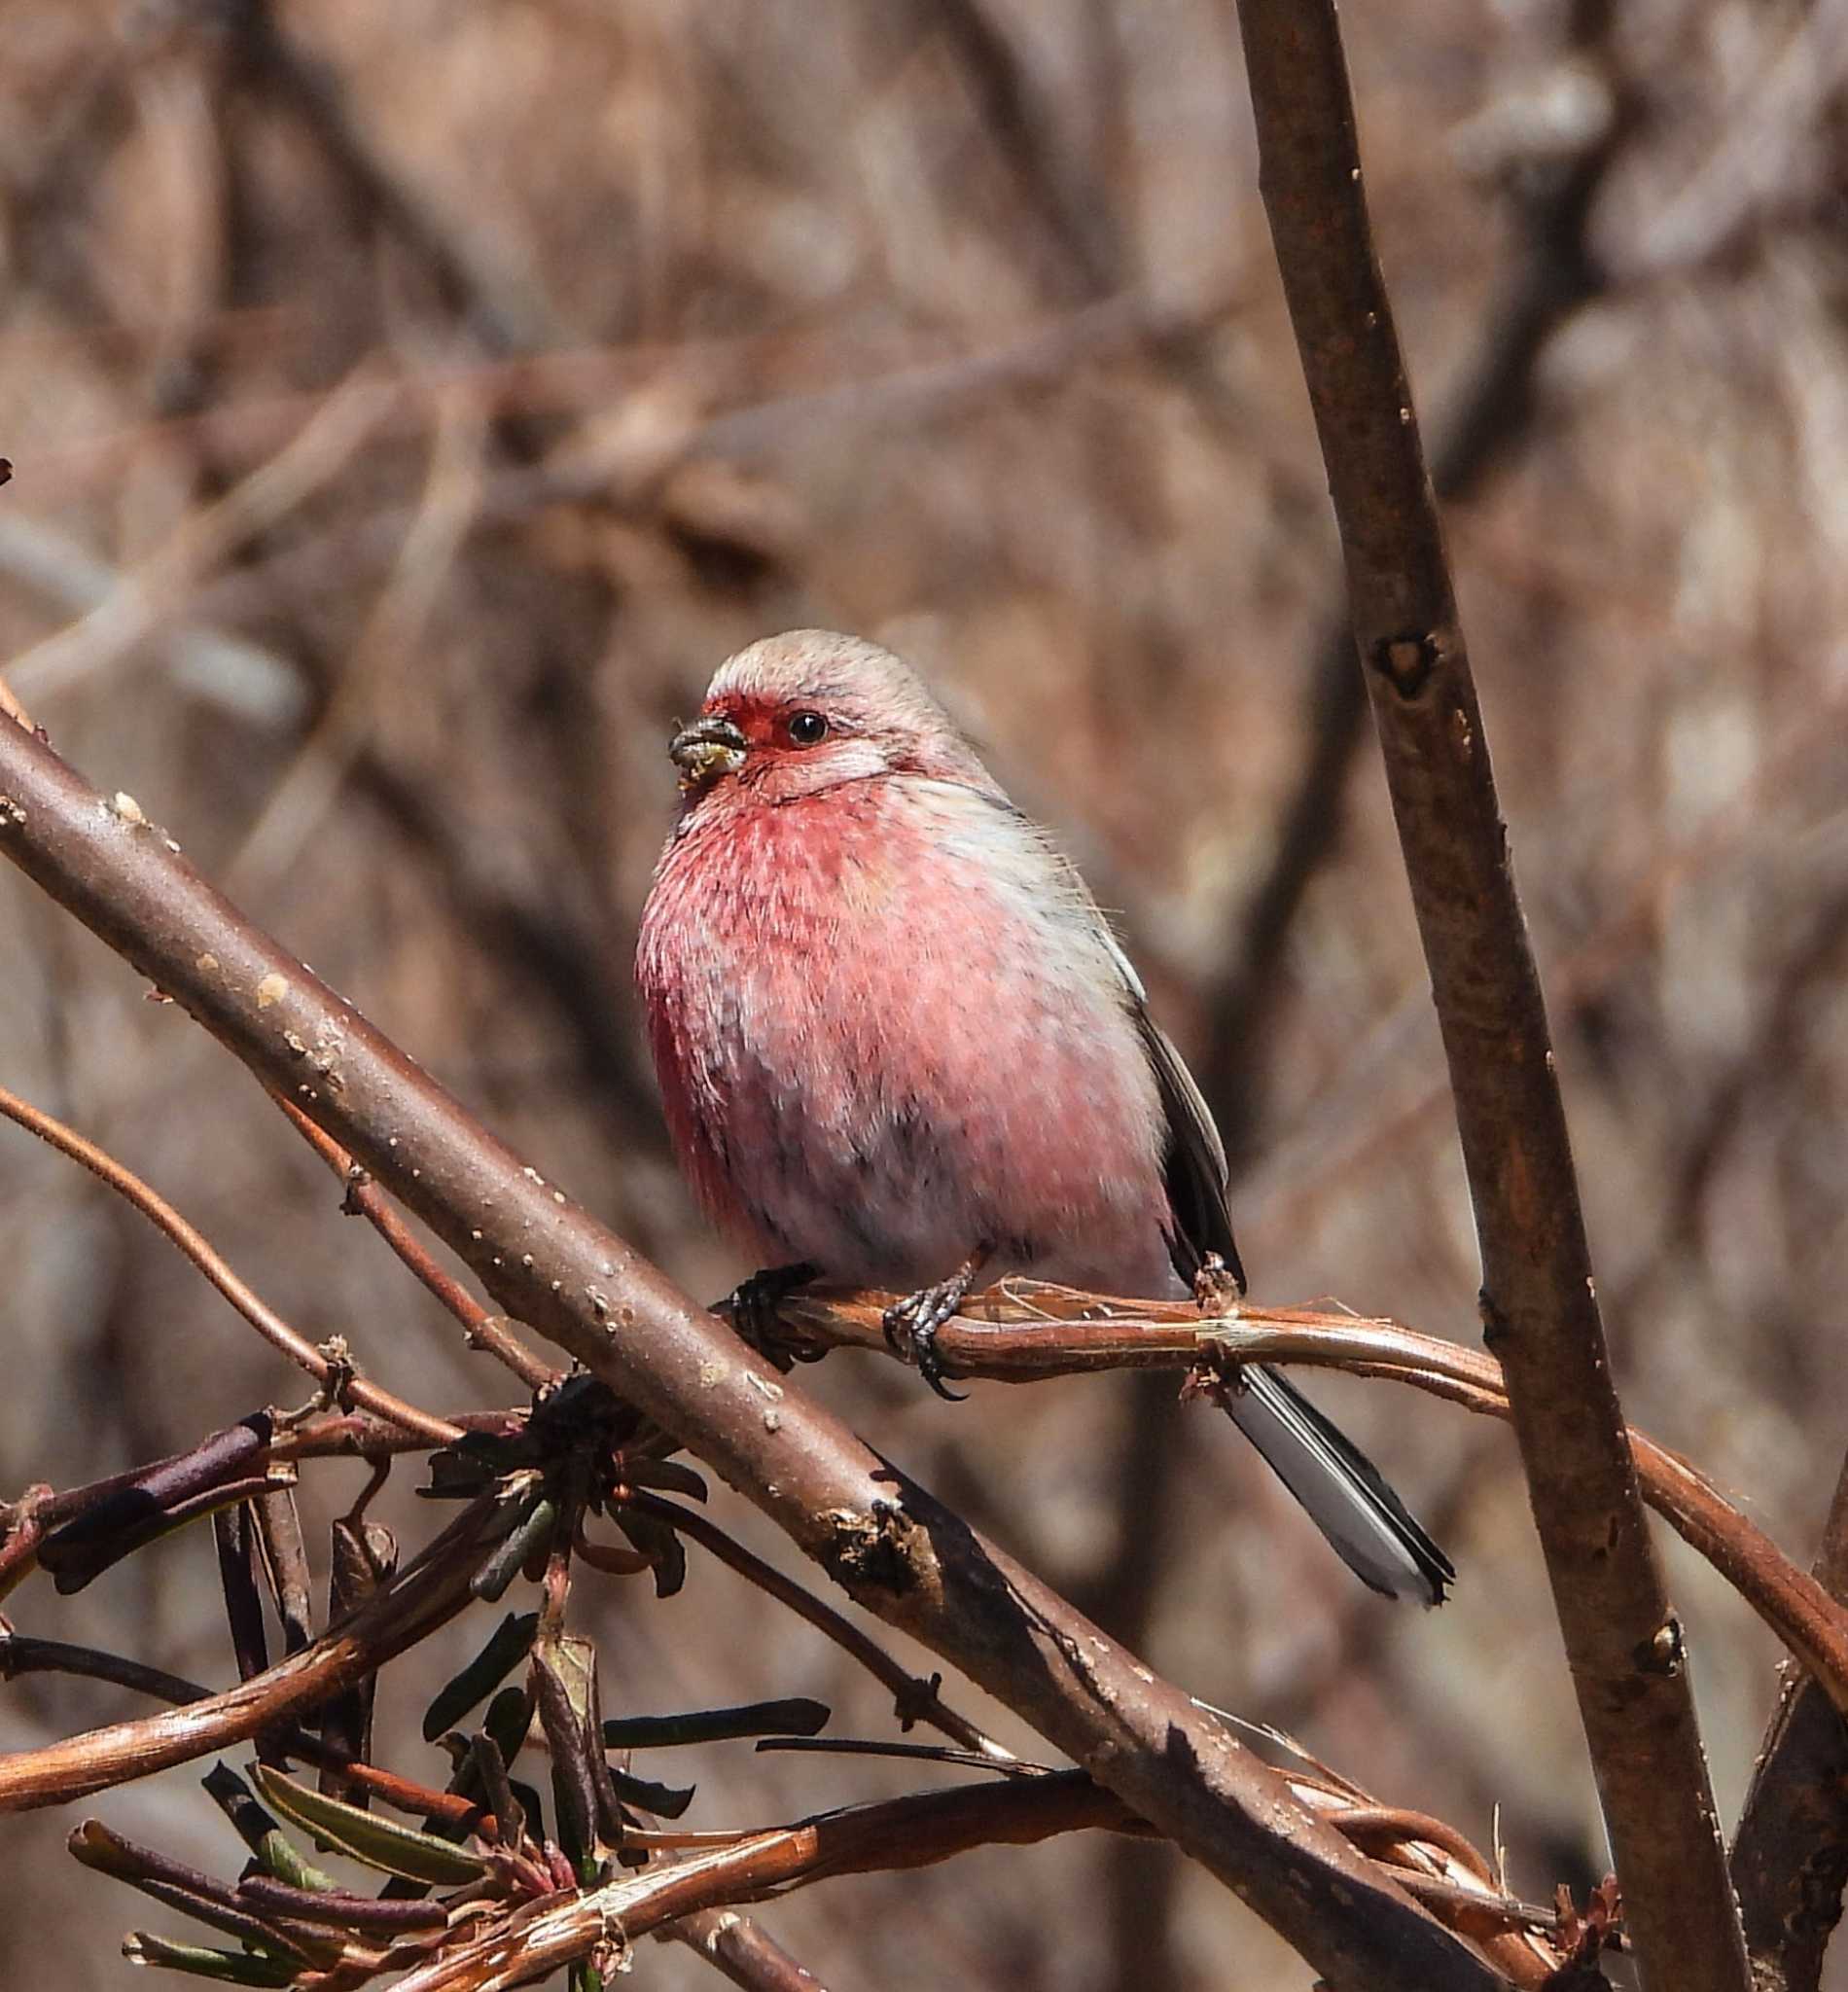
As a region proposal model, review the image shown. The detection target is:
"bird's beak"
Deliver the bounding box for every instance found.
[669,715,747,791]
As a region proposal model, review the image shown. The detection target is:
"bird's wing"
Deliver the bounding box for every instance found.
[1140,1009,1245,1293]
[961,789,1245,1292]
[1092,924,1245,1294]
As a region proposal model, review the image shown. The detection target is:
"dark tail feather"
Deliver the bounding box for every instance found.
[1227,1366,1454,1606]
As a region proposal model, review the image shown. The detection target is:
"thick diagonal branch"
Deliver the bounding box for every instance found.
[0,719,1505,1990]
[1229,4,1749,1988]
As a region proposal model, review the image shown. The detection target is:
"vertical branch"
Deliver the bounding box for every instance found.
[1228,5,1750,1989]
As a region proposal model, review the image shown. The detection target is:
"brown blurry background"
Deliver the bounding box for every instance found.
[2,1,1846,1985]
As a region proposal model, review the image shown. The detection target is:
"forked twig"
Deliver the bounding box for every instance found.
[0,1081,459,1446]
[276,1097,561,1394]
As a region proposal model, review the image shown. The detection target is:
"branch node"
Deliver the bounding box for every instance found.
[1634,1617,1686,1678]
[1369,631,1441,699]
[339,1163,373,1216]
[823,1499,922,1600]
[1476,1291,1511,1349]
[276,1339,359,1431]
[892,1671,947,1733]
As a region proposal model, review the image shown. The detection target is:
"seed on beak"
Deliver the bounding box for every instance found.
[669,716,747,791]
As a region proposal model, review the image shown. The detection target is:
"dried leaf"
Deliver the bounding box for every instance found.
[249,1764,487,1885]
[121,1934,298,1985]
[611,1509,684,1599]
[613,1459,708,1503]
[200,1763,337,1893]
[423,1612,539,1741]
[608,1766,694,1819]
[601,1698,828,1749]
[471,1499,556,1603]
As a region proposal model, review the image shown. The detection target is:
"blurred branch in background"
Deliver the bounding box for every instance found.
[0,1080,461,1448]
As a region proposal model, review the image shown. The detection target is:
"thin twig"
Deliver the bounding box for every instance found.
[626,1493,1010,1762]
[0,1081,460,1446]
[0,1633,212,1708]
[276,1097,560,1393]
[664,1908,831,1992]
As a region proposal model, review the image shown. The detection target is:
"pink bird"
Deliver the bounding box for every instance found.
[636,630,1451,1604]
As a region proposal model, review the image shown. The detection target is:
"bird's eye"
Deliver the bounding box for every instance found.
[786,710,829,747]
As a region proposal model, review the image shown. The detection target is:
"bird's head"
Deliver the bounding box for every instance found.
[668,629,991,809]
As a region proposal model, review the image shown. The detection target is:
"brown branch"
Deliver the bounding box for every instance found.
[0,1080,460,1446]
[663,1908,831,1992]
[388,1773,1562,1992]
[1230,5,1749,1988]
[0,1484,526,1808]
[1729,1447,1848,1992]
[1201,0,1626,1117]
[771,1285,1848,1718]
[0,711,1504,1986]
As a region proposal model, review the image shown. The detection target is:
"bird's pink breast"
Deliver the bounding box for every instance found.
[636,776,1176,1293]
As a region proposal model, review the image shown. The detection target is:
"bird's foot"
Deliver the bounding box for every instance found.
[725,1262,820,1372]
[882,1261,982,1402]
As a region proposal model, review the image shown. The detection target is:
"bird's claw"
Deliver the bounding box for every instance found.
[883,1284,969,1402]
[726,1263,820,1372]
